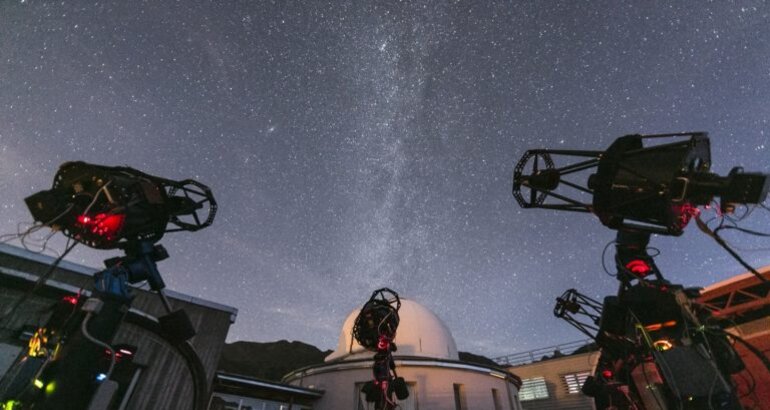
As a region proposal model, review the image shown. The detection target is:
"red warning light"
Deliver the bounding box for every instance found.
[601,370,613,379]
[625,259,651,276]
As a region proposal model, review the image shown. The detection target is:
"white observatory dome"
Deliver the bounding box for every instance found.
[325,298,459,362]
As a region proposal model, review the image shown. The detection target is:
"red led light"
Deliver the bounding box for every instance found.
[626,259,651,276]
[673,202,700,229]
[601,370,613,379]
[76,213,125,240]
[377,335,390,351]
[104,347,135,362]
[62,295,78,305]
[94,213,125,237]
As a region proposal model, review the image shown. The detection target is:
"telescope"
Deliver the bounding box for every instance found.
[513,132,769,235]
[353,288,409,409]
[513,132,770,410]
[0,162,217,410]
[24,161,217,249]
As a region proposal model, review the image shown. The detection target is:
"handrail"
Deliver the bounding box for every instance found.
[492,339,595,367]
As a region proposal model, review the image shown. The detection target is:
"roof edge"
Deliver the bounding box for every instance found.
[0,243,239,319]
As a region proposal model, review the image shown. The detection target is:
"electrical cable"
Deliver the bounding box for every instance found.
[718,331,770,374]
[724,204,757,224]
[81,180,113,215]
[0,204,74,252]
[638,353,659,408]
[734,369,756,399]
[628,311,672,410]
[714,225,770,238]
[696,324,720,410]
[81,312,116,380]
[21,228,59,256]
[0,239,78,329]
[695,215,770,285]
[601,240,617,277]
[701,201,770,251]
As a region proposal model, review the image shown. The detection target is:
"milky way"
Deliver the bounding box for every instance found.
[1,1,769,357]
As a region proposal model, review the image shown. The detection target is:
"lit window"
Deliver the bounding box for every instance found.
[562,371,591,394]
[519,377,548,401]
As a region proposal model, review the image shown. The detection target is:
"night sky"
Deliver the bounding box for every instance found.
[2,1,769,358]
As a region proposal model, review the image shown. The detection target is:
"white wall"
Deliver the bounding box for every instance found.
[287,363,520,410]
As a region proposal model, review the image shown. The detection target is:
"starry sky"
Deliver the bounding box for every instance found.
[1,1,769,358]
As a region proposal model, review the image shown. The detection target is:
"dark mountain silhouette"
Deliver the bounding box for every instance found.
[458,351,500,367]
[218,340,332,381]
[218,340,501,381]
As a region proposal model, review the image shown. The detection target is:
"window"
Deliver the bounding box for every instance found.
[356,381,417,410]
[491,388,502,410]
[562,371,591,394]
[453,384,467,410]
[207,393,309,410]
[518,377,548,401]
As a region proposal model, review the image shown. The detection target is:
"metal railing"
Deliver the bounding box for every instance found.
[492,339,596,367]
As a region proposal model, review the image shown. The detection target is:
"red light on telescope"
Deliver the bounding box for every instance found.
[625,259,651,276]
[673,202,700,230]
[94,213,125,238]
[377,335,391,351]
[76,213,125,239]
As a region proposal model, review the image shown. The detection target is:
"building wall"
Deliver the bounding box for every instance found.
[508,352,599,410]
[727,317,770,408]
[0,244,236,410]
[287,361,521,410]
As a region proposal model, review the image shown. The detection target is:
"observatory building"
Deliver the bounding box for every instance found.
[282,299,522,410]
